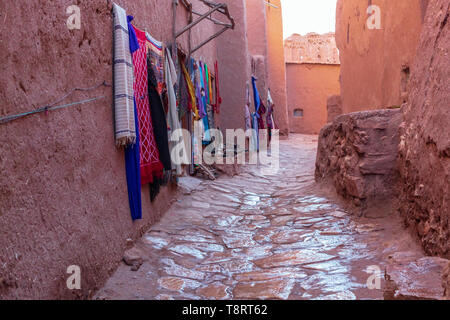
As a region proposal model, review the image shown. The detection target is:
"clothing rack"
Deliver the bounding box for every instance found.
[173,0,235,57]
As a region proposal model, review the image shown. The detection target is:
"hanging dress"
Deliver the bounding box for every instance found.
[132,25,164,185]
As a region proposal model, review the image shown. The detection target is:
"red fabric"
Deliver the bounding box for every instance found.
[132,26,163,185]
[257,100,266,130]
[214,61,222,114]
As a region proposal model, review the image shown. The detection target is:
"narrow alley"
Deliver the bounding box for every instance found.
[1,0,448,303]
[96,135,420,300]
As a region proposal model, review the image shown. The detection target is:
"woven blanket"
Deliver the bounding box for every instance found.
[113,3,136,147]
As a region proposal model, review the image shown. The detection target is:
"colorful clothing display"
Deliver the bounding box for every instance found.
[132,25,164,185]
[112,8,223,219]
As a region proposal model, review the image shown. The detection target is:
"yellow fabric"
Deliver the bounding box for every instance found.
[208,70,214,106]
[181,62,199,120]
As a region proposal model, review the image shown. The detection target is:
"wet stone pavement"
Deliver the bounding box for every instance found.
[96,135,421,300]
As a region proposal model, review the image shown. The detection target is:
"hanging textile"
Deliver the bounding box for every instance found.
[145,31,165,95]
[193,61,206,119]
[208,69,214,107]
[199,62,211,143]
[112,4,136,147]
[204,64,211,105]
[131,24,164,185]
[179,64,190,119]
[125,100,143,220]
[214,61,222,114]
[147,51,172,172]
[165,48,185,176]
[244,81,252,131]
[266,89,277,130]
[112,9,142,221]
[181,61,199,120]
[251,76,261,113]
[251,76,263,151]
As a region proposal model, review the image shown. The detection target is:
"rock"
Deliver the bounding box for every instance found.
[315,108,402,211]
[123,248,144,271]
[384,255,450,300]
[125,238,134,249]
[196,283,230,300]
[158,277,201,292]
[177,177,203,195]
[233,279,295,300]
[253,250,335,269]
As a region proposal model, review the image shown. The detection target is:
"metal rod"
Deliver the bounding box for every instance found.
[191,10,232,26]
[190,26,231,54]
[175,4,225,38]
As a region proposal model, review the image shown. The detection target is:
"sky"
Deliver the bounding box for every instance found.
[280,0,338,39]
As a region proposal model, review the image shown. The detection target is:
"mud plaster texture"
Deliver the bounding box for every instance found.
[286,63,340,135]
[335,0,429,114]
[216,0,251,132]
[0,0,222,299]
[315,109,403,217]
[398,0,450,259]
[265,0,290,137]
[284,33,340,65]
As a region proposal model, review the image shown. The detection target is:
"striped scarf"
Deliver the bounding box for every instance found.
[112,4,136,146]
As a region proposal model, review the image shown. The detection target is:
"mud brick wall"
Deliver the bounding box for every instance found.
[398,0,450,258]
[335,0,429,114]
[0,0,220,299]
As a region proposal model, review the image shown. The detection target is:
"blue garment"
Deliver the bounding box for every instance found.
[124,15,142,221]
[199,62,211,143]
[125,100,142,221]
[251,76,261,113]
[251,76,261,150]
[127,16,139,53]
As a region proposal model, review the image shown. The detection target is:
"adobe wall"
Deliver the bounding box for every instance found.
[246,0,269,107]
[286,63,340,134]
[335,0,429,114]
[0,0,220,299]
[217,0,251,131]
[398,0,449,258]
[265,0,290,137]
[285,33,340,65]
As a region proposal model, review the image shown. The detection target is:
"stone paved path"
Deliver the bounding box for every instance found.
[96,135,421,300]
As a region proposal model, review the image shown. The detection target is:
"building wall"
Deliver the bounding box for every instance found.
[0,0,222,299]
[217,0,251,132]
[246,0,269,106]
[286,63,340,134]
[285,33,340,65]
[335,0,429,114]
[398,0,450,258]
[265,0,290,137]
